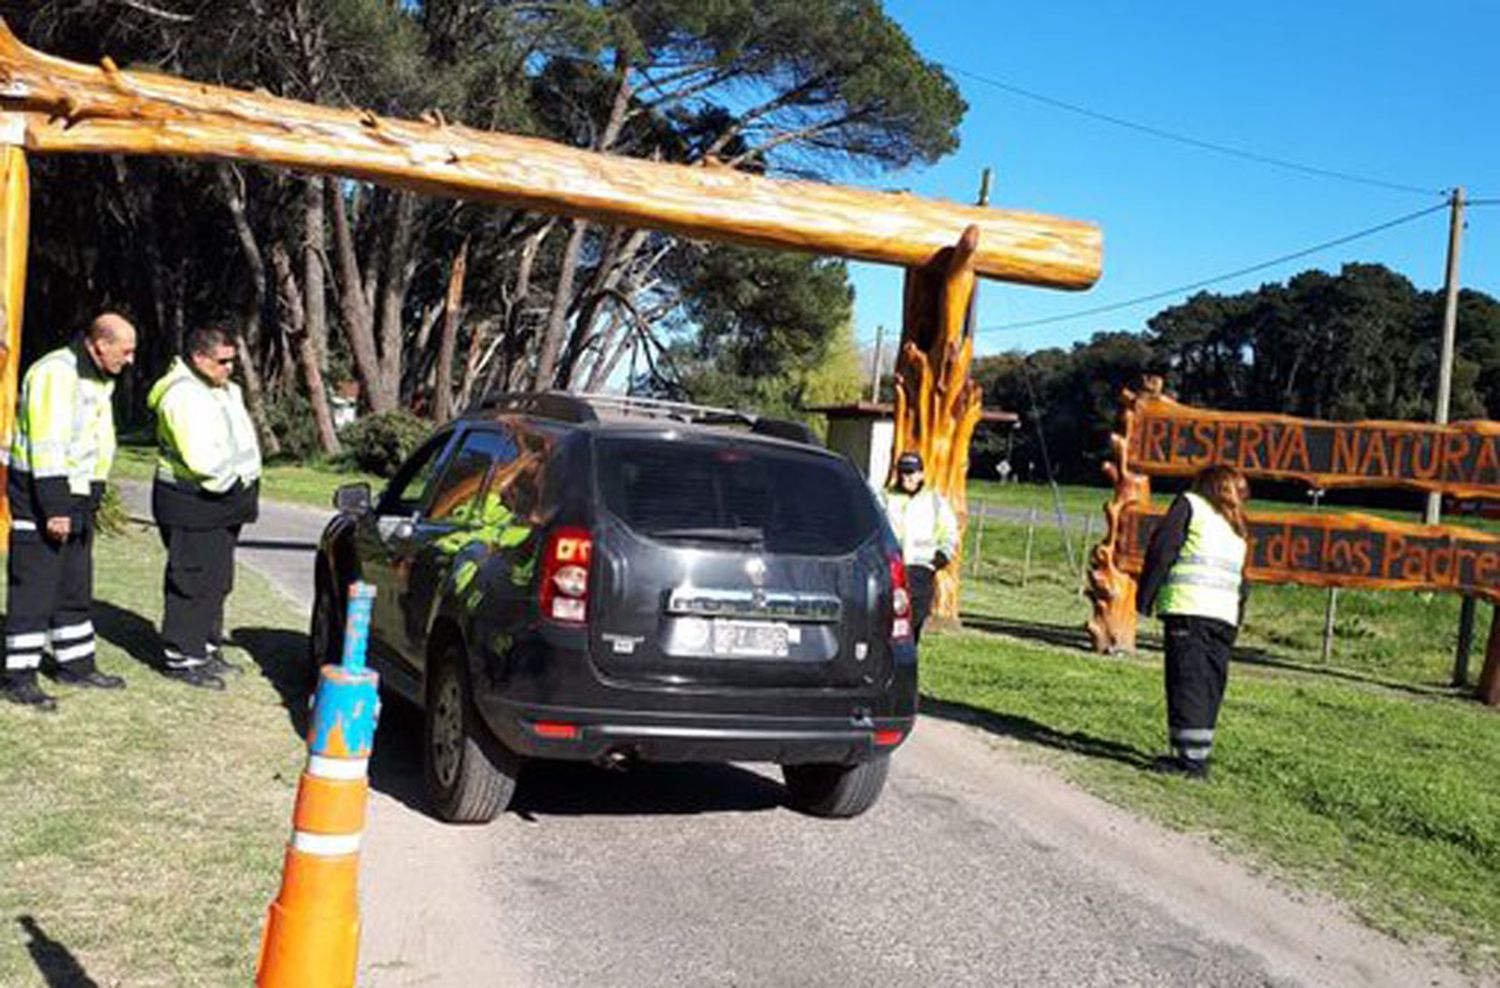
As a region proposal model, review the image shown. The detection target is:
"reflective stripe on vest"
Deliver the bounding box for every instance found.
[8,346,115,495]
[1156,492,1247,625]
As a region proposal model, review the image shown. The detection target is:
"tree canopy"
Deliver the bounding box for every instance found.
[2,0,963,454]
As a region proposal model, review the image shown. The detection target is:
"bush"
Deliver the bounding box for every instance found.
[338,409,431,477]
[263,388,323,461]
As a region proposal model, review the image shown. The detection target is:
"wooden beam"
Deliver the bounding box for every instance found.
[0,20,1101,290]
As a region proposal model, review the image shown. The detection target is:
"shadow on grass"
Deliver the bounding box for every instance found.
[228,626,431,815]
[17,915,98,988]
[91,599,164,674]
[920,695,1154,770]
[959,610,1461,701]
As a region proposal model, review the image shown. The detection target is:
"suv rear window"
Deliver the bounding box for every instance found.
[595,436,882,556]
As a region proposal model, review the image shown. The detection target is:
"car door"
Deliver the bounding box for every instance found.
[355,428,459,683]
[394,426,522,672]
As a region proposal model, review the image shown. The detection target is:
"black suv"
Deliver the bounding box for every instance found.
[312,393,917,822]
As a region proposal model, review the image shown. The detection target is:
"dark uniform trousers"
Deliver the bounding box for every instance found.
[909,564,936,643]
[158,524,239,661]
[4,528,98,682]
[1162,615,1236,761]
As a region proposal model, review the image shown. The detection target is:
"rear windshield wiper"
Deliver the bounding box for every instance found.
[651,526,765,545]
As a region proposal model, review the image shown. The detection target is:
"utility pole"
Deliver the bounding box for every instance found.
[1425,188,1474,687]
[962,168,994,341]
[870,325,884,402]
[1426,187,1465,525]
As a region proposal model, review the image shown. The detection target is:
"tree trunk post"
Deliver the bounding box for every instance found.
[433,238,468,423]
[1085,378,1158,654]
[891,226,985,625]
[0,145,28,545]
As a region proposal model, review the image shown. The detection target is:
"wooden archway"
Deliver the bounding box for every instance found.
[0,20,1102,613]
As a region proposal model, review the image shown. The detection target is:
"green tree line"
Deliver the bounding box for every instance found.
[971,263,1500,484]
[2,0,962,455]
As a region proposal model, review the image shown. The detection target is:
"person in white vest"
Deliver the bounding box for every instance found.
[879,451,958,642]
[1137,465,1251,779]
[147,326,262,690]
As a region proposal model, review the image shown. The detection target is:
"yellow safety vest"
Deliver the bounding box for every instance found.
[8,344,115,496]
[882,487,958,568]
[1156,492,1247,626]
[148,358,262,494]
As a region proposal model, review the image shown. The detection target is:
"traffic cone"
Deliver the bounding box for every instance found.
[257,583,380,987]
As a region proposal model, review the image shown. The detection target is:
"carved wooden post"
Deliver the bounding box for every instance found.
[892,226,984,622]
[1085,377,1160,653]
[0,143,28,545]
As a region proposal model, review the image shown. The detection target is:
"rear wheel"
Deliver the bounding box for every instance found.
[424,643,519,823]
[782,756,890,818]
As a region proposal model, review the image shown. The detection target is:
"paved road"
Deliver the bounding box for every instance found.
[116,482,1475,987]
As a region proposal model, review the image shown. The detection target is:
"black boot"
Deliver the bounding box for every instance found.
[1149,753,1210,780]
[54,662,126,690]
[2,673,59,712]
[162,660,225,691]
[205,644,244,677]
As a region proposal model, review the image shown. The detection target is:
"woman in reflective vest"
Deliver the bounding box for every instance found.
[879,451,958,642]
[1136,465,1251,779]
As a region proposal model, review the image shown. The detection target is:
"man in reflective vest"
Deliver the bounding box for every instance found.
[3,314,137,710]
[1137,465,1251,779]
[879,451,958,642]
[147,326,262,689]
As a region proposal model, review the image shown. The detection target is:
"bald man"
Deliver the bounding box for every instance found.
[3,314,137,710]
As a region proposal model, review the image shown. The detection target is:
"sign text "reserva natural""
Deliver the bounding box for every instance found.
[1130,403,1500,495]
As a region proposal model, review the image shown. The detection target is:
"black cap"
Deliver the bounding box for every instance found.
[896,452,924,473]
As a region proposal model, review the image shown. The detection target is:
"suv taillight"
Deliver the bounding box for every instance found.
[889,552,912,641]
[541,528,593,625]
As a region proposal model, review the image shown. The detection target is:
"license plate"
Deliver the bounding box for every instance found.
[711,619,789,658]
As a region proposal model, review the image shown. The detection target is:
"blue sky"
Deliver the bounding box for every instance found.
[848,1,1500,357]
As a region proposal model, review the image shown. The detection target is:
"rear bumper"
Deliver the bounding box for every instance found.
[477,697,915,765]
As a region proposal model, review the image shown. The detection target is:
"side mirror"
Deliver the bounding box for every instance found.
[333,482,372,515]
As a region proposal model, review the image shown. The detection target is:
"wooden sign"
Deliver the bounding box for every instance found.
[1116,507,1500,604]
[1130,392,1500,500]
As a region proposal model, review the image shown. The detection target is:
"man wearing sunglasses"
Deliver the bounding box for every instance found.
[147,326,262,689]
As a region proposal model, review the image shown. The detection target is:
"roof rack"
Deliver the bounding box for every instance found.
[476,391,821,447]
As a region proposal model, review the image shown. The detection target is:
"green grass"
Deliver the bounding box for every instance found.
[0,527,307,986]
[938,505,1500,973]
[920,629,1500,973]
[957,497,1485,687]
[113,444,382,511]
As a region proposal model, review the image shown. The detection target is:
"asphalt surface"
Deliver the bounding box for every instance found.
[114,481,1475,988]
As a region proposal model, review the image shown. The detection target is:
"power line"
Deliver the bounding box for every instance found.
[942,63,1444,199]
[978,201,1450,334]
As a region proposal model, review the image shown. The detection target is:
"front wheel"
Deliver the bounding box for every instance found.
[782,756,891,818]
[424,643,519,823]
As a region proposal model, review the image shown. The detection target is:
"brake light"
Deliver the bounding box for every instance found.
[889,552,912,641]
[873,729,904,747]
[541,528,593,624]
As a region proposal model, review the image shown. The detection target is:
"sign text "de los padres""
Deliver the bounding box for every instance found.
[1121,509,1500,602]
[1129,397,1500,498]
